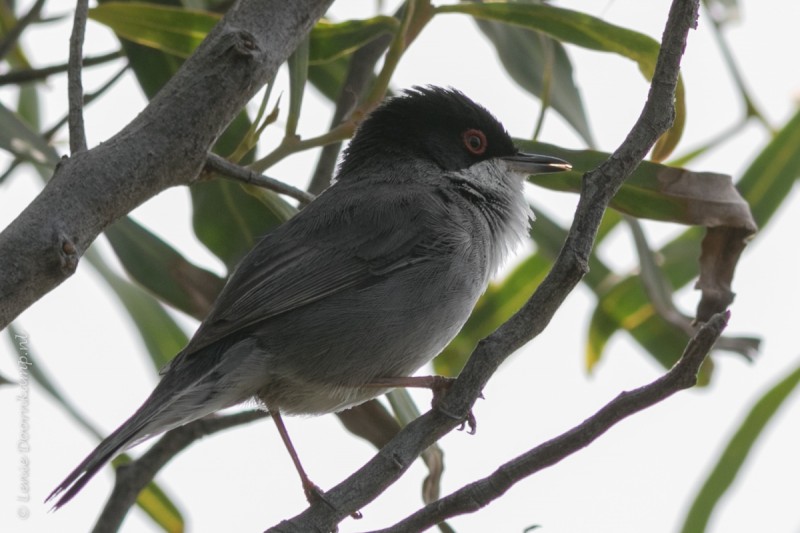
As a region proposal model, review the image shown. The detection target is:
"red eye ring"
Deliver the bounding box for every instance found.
[462,129,487,155]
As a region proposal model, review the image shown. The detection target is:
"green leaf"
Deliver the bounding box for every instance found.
[6,324,103,439]
[309,16,398,64]
[585,305,619,372]
[85,248,188,371]
[437,2,685,158]
[520,141,755,229]
[191,180,296,270]
[286,34,310,137]
[104,217,224,320]
[590,107,800,366]
[680,358,800,533]
[473,9,594,146]
[6,325,185,532]
[89,2,219,58]
[735,107,800,228]
[111,455,185,533]
[0,101,58,167]
[308,56,349,102]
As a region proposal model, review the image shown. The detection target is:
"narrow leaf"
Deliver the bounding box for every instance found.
[735,108,800,228]
[474,12,594,145]
[286,34,309,137]
[111,455,185,533]
[309,16,398,64]
[680,358,800,533]
[0,101,58,166]
[521,140,757,321]
[104,216,224,320]
[437,2,685,157]
[85,248,188,371]
[585,305,619,372]
[6,325,185,532]
[191,180,296,270]
[89,2,219,58]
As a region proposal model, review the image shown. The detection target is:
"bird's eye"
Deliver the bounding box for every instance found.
[462,129,487,155]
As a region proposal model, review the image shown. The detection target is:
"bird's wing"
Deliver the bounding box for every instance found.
[172,183,443,363]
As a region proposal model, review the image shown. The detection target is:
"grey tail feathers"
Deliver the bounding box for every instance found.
[46,338,254,508]
[45,413,147,509]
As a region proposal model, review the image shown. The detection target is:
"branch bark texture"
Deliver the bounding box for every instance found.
[0,0,334,328]
[268,0,700,530]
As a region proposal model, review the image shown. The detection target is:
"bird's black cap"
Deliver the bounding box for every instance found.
[339,86,520,177]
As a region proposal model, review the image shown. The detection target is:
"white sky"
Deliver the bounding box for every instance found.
[1,1,799,532]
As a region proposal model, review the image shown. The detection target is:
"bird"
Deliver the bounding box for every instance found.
[47,86,571,509]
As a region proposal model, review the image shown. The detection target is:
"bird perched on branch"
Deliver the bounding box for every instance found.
[48,86,570,508]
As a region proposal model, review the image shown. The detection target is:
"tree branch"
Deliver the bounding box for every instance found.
[205,153,315,205]
[0,0,46,62]
[307,31,392,195]
[0,0,334,329]
[68,0,89,153]
[373,311,728,532]
[93,410,267,533]
[266,0,700,530]
[0,51,124,86]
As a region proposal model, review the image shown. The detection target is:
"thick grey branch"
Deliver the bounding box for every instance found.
[374,311,729,532]
[267,0,700,530]
[0,0,334,329]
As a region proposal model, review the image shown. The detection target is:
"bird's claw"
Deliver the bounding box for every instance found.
[427,376,481,434]
[303,482,362,519]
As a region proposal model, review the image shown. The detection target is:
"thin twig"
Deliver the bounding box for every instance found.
[373,311,729,532]
[266,1,700,530]
[67,0,89,153]
[0,0,46,61]
[205,153,315,205]
[43,64,129,141]
[0,51,124,86]
[307,32,393,194]
[93,410,268,533]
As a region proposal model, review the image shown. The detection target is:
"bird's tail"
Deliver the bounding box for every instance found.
[47,338,261,508]
[45,409,149,509]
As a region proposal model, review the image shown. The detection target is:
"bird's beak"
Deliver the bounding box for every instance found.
[502,153,572,175]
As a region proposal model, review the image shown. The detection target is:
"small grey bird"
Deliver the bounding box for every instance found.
[47,86,570,508]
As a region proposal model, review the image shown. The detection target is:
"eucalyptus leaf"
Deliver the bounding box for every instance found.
[474,13,594,145]
[191,180,296,271]
[310,16,398,64]
[104,216,224,320]
[85,248,188,371]
[6,324,185,532]
[680,358,800,533]
[521,140,757,321]
[0,101,58,166]
[89,2,219,58]
[437,2,685,158]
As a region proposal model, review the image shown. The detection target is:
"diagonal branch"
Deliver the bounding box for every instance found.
[374,311,729,532]
[0,0,334,329]
[266,0,700,530]
[0,0,46,61]
[205,153,315,205]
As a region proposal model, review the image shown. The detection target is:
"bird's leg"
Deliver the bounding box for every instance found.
[268,407,323,502]
[366,376,479,434]
[268,407,362,519]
